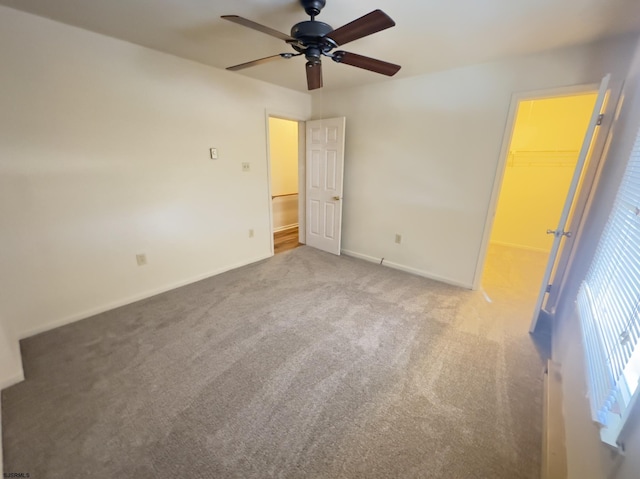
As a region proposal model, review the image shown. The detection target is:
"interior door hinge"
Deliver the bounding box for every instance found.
[546,284,552,293]
[597,114,604,126]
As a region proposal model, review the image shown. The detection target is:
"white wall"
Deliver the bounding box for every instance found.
[554,35,640,479]
[0,5,311,340]
[312,34,638,288]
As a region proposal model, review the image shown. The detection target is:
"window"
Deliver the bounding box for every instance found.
[577,127,640,448]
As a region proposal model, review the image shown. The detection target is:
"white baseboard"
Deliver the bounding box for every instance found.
[490,240,551,254]
[341,249,473,289]
[274,223,299,233]
[18,254,271,340]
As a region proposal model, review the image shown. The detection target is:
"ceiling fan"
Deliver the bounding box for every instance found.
[222,0,401,90]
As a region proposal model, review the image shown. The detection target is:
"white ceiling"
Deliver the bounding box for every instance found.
[1,0,639,92]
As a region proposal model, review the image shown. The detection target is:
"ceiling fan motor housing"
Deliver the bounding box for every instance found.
[300,0,326,17]
[290,21,336,57]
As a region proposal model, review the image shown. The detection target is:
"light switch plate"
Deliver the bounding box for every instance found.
[242,162,250,172]
[209,148,218,159]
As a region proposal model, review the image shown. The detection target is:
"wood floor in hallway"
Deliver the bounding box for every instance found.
[274,227,300,254]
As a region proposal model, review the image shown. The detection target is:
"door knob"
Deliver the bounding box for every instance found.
[333,196,341,201]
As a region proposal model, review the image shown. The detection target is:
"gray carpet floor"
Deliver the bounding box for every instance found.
[2,245,546,478]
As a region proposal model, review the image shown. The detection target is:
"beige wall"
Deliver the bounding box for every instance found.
[312,34,637,288]
[0,5,311,342]
[491,94,597,252]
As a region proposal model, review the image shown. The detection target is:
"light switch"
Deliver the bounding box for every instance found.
[209,148,218,159]
[242,162,250,172]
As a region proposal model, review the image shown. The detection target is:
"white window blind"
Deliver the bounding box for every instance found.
[577,127,640,448]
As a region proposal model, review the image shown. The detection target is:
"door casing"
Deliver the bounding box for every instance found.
[265,110,309,255]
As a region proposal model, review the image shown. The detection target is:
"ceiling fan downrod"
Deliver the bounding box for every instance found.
[300,0,326,19]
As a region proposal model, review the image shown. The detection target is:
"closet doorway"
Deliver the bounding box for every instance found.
[268,117,302,254]
[479,91,599,318]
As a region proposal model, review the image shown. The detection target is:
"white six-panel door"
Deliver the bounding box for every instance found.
[305,117,346,255]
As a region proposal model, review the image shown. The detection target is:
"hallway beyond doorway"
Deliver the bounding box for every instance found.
[274,227,301,255]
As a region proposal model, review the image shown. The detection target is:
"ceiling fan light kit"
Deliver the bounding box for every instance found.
[222,0,401,90]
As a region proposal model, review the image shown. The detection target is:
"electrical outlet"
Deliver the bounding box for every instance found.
[249,229,254,238]
[242,162,250,172]
[209,148,218,159]
[136,253,147,266]
[395,234,402,244]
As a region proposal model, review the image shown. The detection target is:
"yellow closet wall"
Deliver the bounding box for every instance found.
[490,93,597,252]
[269,118,299,196]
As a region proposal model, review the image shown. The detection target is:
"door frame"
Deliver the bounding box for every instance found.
[471,82,618,293]
[265,110,309,255]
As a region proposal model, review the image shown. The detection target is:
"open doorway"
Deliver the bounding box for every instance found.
[480,91,598,317]
[268,117,302,254]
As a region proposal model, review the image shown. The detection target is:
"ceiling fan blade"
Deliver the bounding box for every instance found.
[332,51,401,76]
[325,10,395,46]
[227,54,290,71]
[306,61,323,90]
[221,15,296,42]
